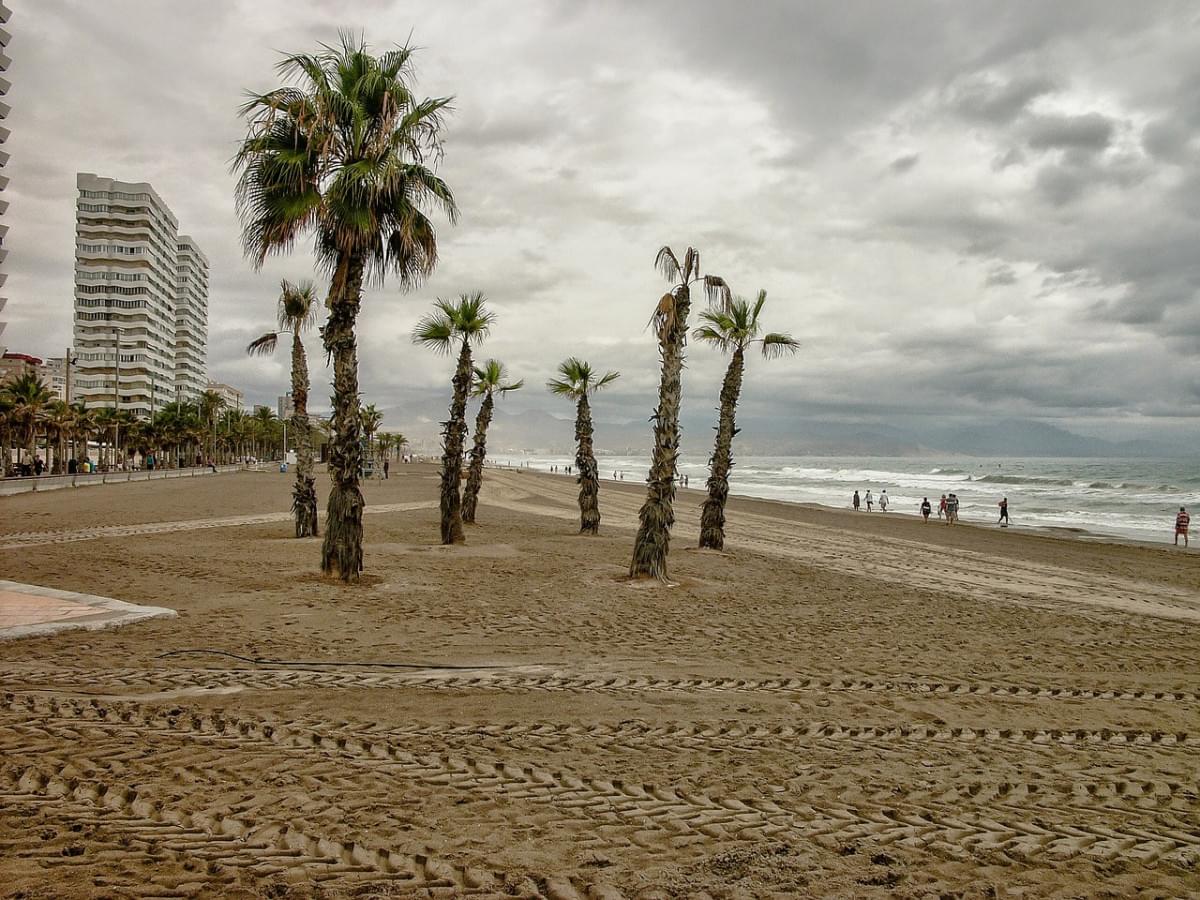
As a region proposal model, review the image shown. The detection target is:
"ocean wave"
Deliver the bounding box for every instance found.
[975,474,1075,486]
[928,467,965,475]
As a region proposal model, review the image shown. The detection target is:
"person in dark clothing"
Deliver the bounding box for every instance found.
[998,497,1009,526]
[920,497,932,522]
[383,459,390,479]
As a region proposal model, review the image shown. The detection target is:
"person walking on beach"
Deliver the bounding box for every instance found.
[1175,506,1190,547]
[921,497,932,522]
[938,494,947,521]
[865,490,873,511]
[852,490,860,511]
[383,459,390,480]
[946,493,959,525]
[879,490,889,512]
[997,496,1009,526]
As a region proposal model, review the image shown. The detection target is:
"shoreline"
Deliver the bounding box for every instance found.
[497,462,1193,554]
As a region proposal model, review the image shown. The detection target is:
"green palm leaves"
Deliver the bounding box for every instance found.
[693,289,800,359]
[413,292,495,354]
[472,359,524,399]
[547,358,620,400]
[233,32,457,284]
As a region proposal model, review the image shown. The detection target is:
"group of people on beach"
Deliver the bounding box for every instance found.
[855,490,1011,527]
[851,489,890,512]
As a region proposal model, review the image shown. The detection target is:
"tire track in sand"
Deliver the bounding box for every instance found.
[4,694,1198,870]
[2,665,1194,703]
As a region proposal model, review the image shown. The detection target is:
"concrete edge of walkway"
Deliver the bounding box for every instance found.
[0,579,177,642]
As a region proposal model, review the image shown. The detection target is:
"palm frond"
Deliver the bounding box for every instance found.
[412,311,454,353]
[703,275,733,311]
[246,332,281,357]
[759,333,801,359]
[655,246,681,283]
[594,370,621,392]
[546,377,578,398]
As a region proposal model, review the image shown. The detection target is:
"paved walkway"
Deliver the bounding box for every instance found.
[0,580,175,641]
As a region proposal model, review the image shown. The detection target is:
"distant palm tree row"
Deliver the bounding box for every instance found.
[232,33,796,582]
[0,373,307,476]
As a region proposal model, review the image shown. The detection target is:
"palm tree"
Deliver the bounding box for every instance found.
[461,359,522,524]
[360,403,384,474]
[0,390,14,476]
[694,290,799,549]
[629,246,731,580]
[1,372,52,468]
[234,32,458,581]
[248,279,321,536]
[548,358,620,534]
[42,400,74,474]
[197,389,228,464]
[413,292,494,544]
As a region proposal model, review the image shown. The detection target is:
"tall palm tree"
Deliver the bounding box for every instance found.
[413,292,494,544]
[234,32,458,581]
[548,358,620,534]
[629,246,730,580]
[248,279,322,536]
[461,359,523,524]
[197,389,228,464]
[1,372,52,467]
[694,290,799,549]
[43,400,74,474]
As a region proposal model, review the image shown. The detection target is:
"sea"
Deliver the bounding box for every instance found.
[488,454,1200,545]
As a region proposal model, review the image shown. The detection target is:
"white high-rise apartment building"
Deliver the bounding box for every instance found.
[72,173,208,416]
[174,235,209,402]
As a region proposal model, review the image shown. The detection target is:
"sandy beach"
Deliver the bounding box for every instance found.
[1,464,1198,898]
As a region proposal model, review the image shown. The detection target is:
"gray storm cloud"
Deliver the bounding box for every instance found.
[2,0,1198,446]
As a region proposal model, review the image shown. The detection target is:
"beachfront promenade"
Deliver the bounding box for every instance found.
[1,465,1198,897]
[0,463,248,496]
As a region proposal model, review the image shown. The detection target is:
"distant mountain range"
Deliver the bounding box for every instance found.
[395,407,1189,459]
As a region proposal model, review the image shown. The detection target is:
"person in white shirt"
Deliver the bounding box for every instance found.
[879,490,889,512]
[864,490,873,511]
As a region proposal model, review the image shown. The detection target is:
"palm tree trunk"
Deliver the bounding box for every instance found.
[576,394,601,534]
[699,347,744,550]
[630,287,691,579]
[438,337,472,544]
[320,253,366,580]
[291,331,319,538]
[461,390,493,524]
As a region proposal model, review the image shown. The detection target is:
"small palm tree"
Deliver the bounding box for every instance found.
[629,246,730,580]
[234,32,458,581]
[248,279,322,537]
[413,292,495,544]
[360,403,385,477]
[694,290,798,549]
[461,359,523,524]
[548,358,620,534]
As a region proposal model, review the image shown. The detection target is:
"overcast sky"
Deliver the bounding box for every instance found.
[5,1,1200,443]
